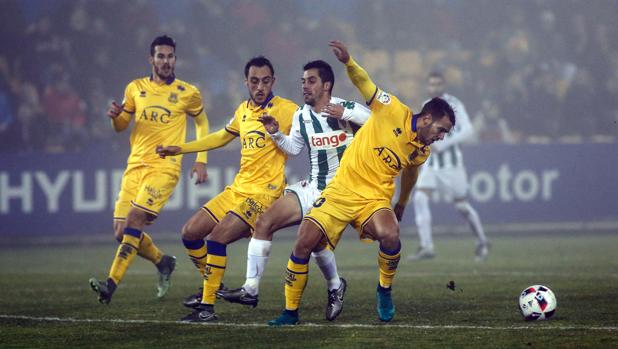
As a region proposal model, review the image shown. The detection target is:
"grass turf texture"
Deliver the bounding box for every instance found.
[0,233,616,348]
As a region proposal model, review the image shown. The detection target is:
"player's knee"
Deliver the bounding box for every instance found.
[254,215,274,240]
[413,190,429,208]
[113,229,123,242]
[454,200,470,215]
[181,220,203,240]
[292,224,322,259]
[113,221,125,242]
[126,209,149,228]
[312,239,329,254]
[374,223,400,244]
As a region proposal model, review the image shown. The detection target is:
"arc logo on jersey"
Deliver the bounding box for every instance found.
[309,130,351,150]
[373,146,402,170]
[139,106,172,124]
[242,130,266,149]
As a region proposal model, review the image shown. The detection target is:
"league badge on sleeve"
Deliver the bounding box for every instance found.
[377,91,391,105]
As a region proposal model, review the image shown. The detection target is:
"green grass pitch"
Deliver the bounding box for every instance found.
[0,232,616,348]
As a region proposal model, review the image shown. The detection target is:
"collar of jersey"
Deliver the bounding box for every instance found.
[246,92,275,110]
[409,113,425,148]
[149,74,175,85]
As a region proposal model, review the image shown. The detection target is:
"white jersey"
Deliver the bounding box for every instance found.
[270,96,370,190]
[424,93,474,169]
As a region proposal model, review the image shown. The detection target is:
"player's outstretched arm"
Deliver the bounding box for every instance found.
[329,40,378,104]
[259,114,304,156]
[192,110,210,163]
[107,100,132,132]
[394,165,420,221]
[156,128,235,158]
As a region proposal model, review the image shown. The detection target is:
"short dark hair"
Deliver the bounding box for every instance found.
[244,56,274,78]
[427,71,444,81]
[420,97,456,127]
[150,35,176,56]
[303,60,335,93]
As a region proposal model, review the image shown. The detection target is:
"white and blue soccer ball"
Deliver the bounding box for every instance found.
[518,285,557,321]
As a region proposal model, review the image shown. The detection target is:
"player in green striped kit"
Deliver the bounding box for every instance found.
[216,60,370,321]
[408,72,490,262]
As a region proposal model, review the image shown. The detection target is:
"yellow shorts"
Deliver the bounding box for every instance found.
[203,185,280,229]
[304,182,392,249]
[114,166,179,220]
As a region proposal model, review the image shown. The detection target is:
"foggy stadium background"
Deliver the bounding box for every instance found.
[0,0,617,236]
[0,1,617,347]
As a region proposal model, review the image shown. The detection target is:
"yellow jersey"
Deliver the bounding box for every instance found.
[330,89,430,200]
[122,76,206,171]
[224,94,298,194]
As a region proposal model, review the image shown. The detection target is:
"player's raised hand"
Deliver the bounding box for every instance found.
[258,115,280,134]
[393,202,406,222]
[329,40,350,64]
[156,144,182,158]
[322,103,345,119]
[107,101,124,119]
[191,162,208,184]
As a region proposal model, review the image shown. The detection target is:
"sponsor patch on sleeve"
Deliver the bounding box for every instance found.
[377,90,391,105]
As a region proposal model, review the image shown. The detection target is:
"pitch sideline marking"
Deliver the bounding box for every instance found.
[0,314,616,331]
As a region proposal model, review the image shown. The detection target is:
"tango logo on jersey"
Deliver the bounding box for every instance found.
[242,130,266,149]
[139,106,172,124]
[373,147,402,171]
[310,130,350,150]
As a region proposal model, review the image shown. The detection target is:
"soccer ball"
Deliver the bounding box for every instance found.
[518,285,557,321]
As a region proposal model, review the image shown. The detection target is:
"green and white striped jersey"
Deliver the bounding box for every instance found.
[425,93,474,169]
[271,96,370,190]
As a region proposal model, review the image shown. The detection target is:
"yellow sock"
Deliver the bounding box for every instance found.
[137,232,163,265]
[378,244,401,288]
[201,241,227,305]
[285,255,309,311]
[182,238,208,275]
[108,227,142,285]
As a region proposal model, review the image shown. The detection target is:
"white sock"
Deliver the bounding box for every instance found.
[413,191,433,250]
[312,248,341,291]
[455,201,487,244]
[242,238,272,296]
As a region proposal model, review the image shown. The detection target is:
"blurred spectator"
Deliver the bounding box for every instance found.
[0,0,616,152]
[42,69,87,152]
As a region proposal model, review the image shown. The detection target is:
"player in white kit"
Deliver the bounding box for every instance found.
[217,60,370,320]
[408,72,490,262]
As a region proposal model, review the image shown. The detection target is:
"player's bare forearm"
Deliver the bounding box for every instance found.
[398,166,419,206]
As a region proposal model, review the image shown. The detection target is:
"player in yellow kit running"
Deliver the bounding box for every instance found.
[89,35,210,304]
[268,41,456,325]
[156,56,298,322]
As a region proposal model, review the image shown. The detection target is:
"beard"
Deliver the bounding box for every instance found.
[155,64,173,79]
[304,95,316,106]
